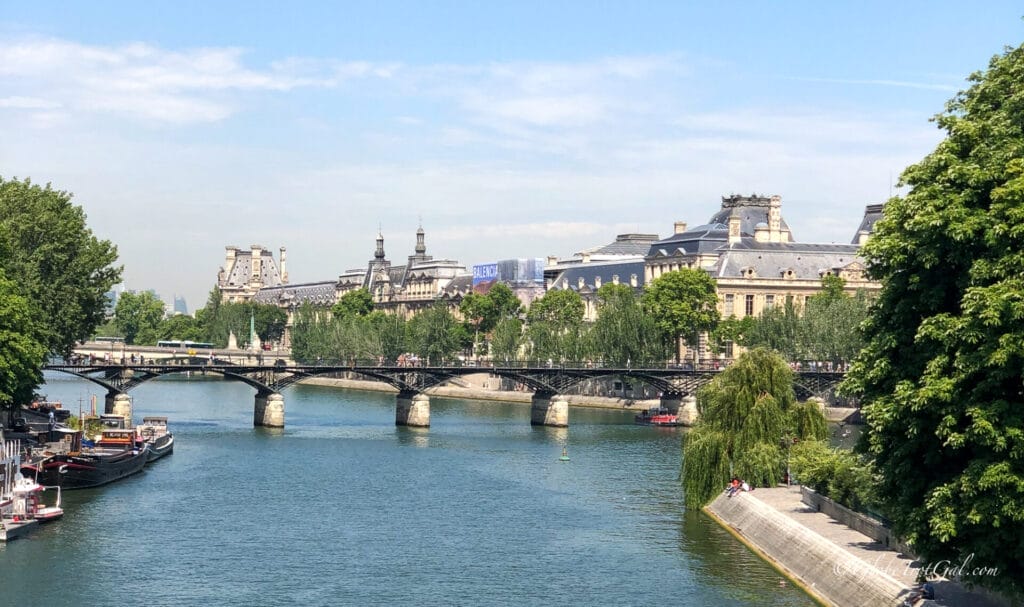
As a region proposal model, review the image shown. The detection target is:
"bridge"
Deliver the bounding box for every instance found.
[43,358,846,430]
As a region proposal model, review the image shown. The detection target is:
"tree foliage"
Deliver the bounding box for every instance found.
[682,348,827,507]
[841,44,1024,596]
[332,288,374,319]
[407,303,467,364]
[642,269,720,362]
[0,177,121,355]
[0,272,46,414]
[741,278,870,363]
[525,289,586,362]
[114,291,165,345]
[587,283,667,365]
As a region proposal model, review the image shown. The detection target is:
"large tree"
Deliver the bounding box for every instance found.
[642,269,720,363]
[842,44,1024,596]
[525,289,586,362]
[0,272,46,417]
[0,177,120,355]
[332,288,374,319]
[588,283,667,365]
[114,291,165,345]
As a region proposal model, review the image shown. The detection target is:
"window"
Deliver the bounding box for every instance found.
[745,294,754,316]
[765,294,775,310]
[724,294,734,316]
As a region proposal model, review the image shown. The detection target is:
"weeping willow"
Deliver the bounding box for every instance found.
[682,426,731,508]
[681,348,828,508]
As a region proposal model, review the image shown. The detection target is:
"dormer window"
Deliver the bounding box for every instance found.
[742,266,756,278]
[780,268,796,280]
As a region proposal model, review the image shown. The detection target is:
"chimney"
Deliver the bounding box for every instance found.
[581,252,591,263]
[225,246,238,266]
[857,230,870,246]
[546,255,558,267]
[280,247,288,284]
[674,221,687,234]
[250,244,263,281]
[728,212,742,245]
[769,195,782,242]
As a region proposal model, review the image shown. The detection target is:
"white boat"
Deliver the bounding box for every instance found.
[136,417,174,463]
[0,431,40,540]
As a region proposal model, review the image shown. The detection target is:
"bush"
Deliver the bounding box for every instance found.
[789,440,879,512]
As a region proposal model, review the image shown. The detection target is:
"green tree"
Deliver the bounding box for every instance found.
[332,288,374,319]
[491,317,523,362]
[487,283,523,320]
[742,300,802,360]
[682,348,827,508]
[588,283,667,365]
[407,303,466,365]
[459,292,497,355]
[156,314,205,343]
[801,277,870,364]
[525,289,586,362]
[642,269,720,363]
[709,315,754,358]
[253,303,288,343]
[365,311,407,363]
[0,177,120,355]
[841,44,1024,596]
[0,272,46,417]
[114,291,165,345]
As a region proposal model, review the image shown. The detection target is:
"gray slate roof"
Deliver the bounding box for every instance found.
[711,241,862,280]
[223,251,284,289]
[852,204,884,243]
[549,260,646,292]
[578,233,660,257]
[253,281,337,306]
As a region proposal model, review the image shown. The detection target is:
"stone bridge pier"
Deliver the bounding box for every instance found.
[104,392,133,420]
[530,392,568,427]
[396,391,430,427]
[660,394,699,426]
[254,392,285,428]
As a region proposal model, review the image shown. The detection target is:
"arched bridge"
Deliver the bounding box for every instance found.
[43,361,846,430]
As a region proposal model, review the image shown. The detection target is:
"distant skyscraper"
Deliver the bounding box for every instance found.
[173,295,188,315]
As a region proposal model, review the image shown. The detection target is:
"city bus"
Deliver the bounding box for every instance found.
[93,336,126,344]
[156,340,215,350]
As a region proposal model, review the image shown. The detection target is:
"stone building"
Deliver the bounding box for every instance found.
[543,233,658,320]
[644,193,882,359]
[217,245,288,303]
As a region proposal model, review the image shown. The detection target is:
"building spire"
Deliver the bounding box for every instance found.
[415,220,426,255]
[375,228,385,261]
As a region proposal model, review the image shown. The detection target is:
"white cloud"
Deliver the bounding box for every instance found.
[0,37,387,124]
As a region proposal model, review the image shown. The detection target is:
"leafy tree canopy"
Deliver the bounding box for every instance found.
[842,43,1024,596]
[0,177,120,355]
[332,288,374,319]
[642,269,719,362]
[588,283,667,365]
[114,291,165,345]
[0,272,46,414]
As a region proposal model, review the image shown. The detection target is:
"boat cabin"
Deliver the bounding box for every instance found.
[96,429,138,449]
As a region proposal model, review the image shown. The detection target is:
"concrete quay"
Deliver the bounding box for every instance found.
[705,485,1010,607]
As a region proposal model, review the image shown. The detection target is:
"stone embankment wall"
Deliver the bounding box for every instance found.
[705,492,907,607]
[800,487,914,557]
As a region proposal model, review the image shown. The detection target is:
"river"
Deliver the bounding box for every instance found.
[2,373,816,606]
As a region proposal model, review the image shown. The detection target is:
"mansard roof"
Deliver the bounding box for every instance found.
[852,203,884,243]
[577,233,660,258]
[708,194,794,239]
[253,281,337,306]
[223,249,283,289]
[711,241,862,280]
[548,259,646,292]
[646,223,729,258]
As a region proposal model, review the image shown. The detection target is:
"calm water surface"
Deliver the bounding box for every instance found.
[2,374,816,606]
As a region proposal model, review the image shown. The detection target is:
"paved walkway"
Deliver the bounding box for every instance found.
[747,486,1008,607]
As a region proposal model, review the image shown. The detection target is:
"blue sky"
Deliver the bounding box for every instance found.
[1,2,1022,309]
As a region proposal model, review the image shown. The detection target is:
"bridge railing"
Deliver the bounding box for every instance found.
[56,354,851,373]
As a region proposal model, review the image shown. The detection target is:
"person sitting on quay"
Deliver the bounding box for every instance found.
[726,477,741,498]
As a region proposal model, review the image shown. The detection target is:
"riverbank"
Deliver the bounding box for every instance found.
[704,485,1009,607]
[302,375,660,410]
